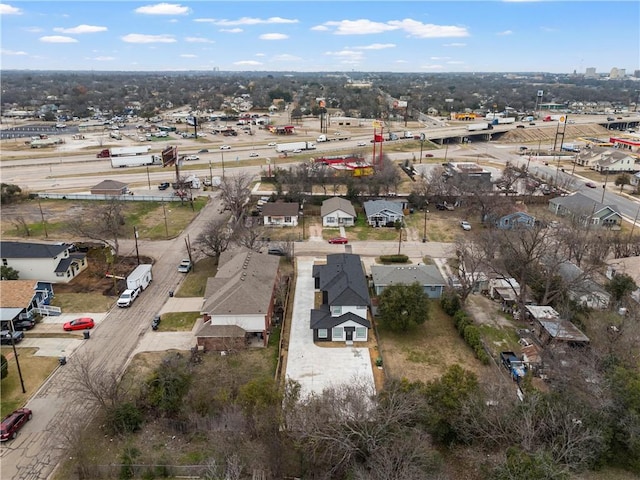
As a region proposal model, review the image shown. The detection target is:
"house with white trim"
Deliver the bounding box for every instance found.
[262,202,299,227]
[363,200,404,227]
[0,241,88,284]
[548,193,622,229]
[321,197,356,228]
[371,264,447,299]
[310,254,371,343]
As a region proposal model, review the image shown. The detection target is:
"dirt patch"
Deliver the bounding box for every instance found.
[465,294,513,328]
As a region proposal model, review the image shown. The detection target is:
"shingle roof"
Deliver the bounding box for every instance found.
[262,202,299,217]
[313,254,370,307]
[363,200,404,218]
[321,197,356,218]
[202,249,279,316]
[1,241,70,259]
[54,253,87,273]
[310,310,371,329]
[91,179,128,191]
[0,280,38,308]
[549,192,619,215]
[371,264,446,287]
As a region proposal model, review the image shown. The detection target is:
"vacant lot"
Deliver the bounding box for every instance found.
[377,300,491,384]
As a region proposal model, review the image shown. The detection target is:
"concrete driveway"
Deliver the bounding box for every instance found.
[285,257,375,397]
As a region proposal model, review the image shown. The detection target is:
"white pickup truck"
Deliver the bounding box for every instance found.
[117,288,140,308]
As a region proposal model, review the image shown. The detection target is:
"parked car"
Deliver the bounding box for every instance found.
[585,182,597,188]
[0,330,24,345]
[460,221,472,231]
[328,237,348,244]
[220,145,231,150]
[117,289,139,308]
[177,258,192,273]
[1,408,32,441]
[267,247,285,256]
[158,182,170,190]
[1,319,35,331]
[151,315,161,331]
[63,317,95,331]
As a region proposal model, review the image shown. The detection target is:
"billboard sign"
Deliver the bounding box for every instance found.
[162,145,177,167]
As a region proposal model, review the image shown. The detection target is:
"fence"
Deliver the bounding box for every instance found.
[35,192,185,202]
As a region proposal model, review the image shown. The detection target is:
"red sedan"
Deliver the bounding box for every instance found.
[328,237,348,244]
[63,317,95,332]
[1,408,32,441]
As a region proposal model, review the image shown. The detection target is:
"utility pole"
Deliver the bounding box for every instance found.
[221,150,225,178]
[601,169,610,203]
[133,227,140,265]
[7,322,26,393]
[37,197,48,238]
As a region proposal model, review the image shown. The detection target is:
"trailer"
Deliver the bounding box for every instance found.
[467,122,493,131]
[111,154,161,168]
[127,264,153,291]
[110,146,152,156]
[316,134,351,142]
[275,141,316,153]
[491,117,516,125]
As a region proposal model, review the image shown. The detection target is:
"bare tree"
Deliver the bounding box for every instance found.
[455,236,490,303]
[195,217,232,260]
[219,173,252,221]
[232,217,265,251]
[67,197,125,256]
[67,355,132,410]
[10,215,30,236]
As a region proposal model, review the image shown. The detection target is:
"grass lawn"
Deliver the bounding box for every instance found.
[376,300,488,384]
[175,256,218,297]
[0,347,59,417]
[51,292,114,312]
[156,312,200,331]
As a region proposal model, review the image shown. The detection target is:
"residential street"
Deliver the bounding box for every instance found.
[0,198,220,480]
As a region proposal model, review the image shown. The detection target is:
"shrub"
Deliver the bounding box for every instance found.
[106,402,143,435]
[379,254,409,263]
[463,324,481,347]
[440,290,462,316]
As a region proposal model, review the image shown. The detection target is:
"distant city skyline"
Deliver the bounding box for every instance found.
[1,1,638,74]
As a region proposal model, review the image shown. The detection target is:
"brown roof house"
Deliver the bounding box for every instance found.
[90,179,129,196]
[0,279,57,325]
[197,248,280,351]
[262,202,299,227]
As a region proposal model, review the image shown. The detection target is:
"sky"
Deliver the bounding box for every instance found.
[1,1,638,74]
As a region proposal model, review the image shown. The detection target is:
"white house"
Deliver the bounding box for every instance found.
[321,197,357,228]
[363,200,404,227]
[262,202,299,227]
[0,241,88,284]
[311,254,371,343]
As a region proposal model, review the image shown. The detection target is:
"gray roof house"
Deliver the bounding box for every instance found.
[371,264,447,299]
[90,179,128,195]
[262,202,299,227]
[525,305,590,346]
[0,241,87,284]
[363,200,404,227]
[556,261,610,309]
[495,211,536,230]
[197,248,280,350]
[311,254,371,343]
[548,193,622,228]
[577,147,637,173]
[321,197,357,228]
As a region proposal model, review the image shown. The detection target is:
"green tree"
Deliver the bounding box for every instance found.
[493,447,569,480]
[605,273,637,304]
[1,266,19,280]
[378,282,430,332]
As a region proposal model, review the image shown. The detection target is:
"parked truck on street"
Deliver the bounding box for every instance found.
[500,351,527,382]
[275,141,316,153]
[117,288,140,308]
[127,264,153,291]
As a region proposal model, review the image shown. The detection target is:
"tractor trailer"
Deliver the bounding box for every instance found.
[467,122,493,132]
[275,141,316,153]
[111,155,161,168]
[97,146,151,158]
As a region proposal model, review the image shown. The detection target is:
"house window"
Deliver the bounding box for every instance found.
[331,306,342,316]
[333,327,343,339]
[327,216,336,224]
[66,271,71,277]
[318,329,328,339]
[431,286,436,291]
[2,259,7,266]
[355,327,367,339]
[285,216,291,223]
[56,272,64,277]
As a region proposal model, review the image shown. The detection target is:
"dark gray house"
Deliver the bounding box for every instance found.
[548,193,622,228]
[310,254,371,343]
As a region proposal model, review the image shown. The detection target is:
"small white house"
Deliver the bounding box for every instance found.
[262,202,299,227]
[321,197,357,228]
[0,241,88,283]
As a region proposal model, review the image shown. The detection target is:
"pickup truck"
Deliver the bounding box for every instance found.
[500,351,526,382]
[117,288,140,308]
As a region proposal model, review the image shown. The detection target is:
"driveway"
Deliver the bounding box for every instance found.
[285,257,375,397]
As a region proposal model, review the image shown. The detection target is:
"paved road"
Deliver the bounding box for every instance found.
[0,199,221,480]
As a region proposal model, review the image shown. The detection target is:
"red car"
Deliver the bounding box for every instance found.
[1,408,32,441]
[328,237,348,244]
[63,317,95,332]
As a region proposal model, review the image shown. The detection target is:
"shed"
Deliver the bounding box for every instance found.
[90,179,128,195]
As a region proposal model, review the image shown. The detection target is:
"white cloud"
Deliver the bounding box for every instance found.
[198,16,298,26]
[220,28,243,33]
[324,49,364,61]
[180,54,197,58]
[421,64,444,70]
[497,30,513,36]
[447,60,465,65]
[91,56,116,61]
[54,24,107,34]
[25,27,43,33]
[310,25,328,32]
[185,36,214,43]
[272,54,302,62]
[259,33,288,40]
[354,43,395,50]
[234,60,263,66]
[430,56,450,60]
[40,35,78,43]
[388,19,469,38]
[443,42,466,47]
[121,33,176,43]
[1,49,28,55]
[0,4,22,15]
[135,3,190,15]
[323,19,398,35]
[255,53,265,57]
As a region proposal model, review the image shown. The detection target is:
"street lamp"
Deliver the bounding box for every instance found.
[221,150,225,178]
[6,322,26,393]
[419,133,425,163]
